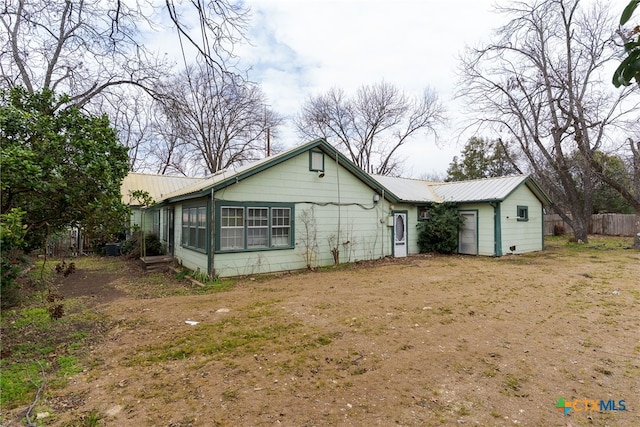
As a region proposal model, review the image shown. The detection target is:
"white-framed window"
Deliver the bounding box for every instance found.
[247,207,269,248]
[271,208,291,247]
[218,204,293,252]
[220,207,245,250]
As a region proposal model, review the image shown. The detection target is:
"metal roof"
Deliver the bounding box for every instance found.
[372,174,550,205]
[371,175,441,202]
[121,173,206,205]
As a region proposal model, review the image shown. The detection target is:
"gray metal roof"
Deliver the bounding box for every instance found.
[121,173,206,205]
[434,175,536,203]
[371,175,441,202]
[372,174,549,204]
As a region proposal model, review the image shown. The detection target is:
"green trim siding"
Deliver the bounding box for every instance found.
[494,203,502,256]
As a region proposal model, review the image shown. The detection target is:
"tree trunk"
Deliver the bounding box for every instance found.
[570,212,590,243]
[634,211,640,249]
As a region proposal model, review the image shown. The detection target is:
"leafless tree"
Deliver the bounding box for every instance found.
[295,81,445,176]
[0,0,249,109]
[155,65,284,175]
[458,0,639,243]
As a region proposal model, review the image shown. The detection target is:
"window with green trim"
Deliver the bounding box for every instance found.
[309,150,324,171]
[182,205,207,250]
[219,204,293,251]
[517,205,529,222]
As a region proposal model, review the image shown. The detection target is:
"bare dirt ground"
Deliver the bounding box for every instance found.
[4,237,640,426]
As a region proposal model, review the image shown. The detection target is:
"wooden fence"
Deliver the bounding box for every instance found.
[544,213,638,237]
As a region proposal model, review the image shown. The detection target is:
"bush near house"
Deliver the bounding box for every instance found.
[416,203,464,254]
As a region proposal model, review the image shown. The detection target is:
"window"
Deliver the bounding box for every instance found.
[271,208,291,247]
[152,210,161,236]
[247,207,268,248]
[220,207,244,250]
[517,205,529,222]
[182,205,207,250]
[218,204,293,252]
[309,150,324,171]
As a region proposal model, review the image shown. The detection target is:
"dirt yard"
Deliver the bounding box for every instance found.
[4,237,640,426]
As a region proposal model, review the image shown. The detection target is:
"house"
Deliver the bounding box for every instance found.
[120,139,551,277]
[372,174,552,256]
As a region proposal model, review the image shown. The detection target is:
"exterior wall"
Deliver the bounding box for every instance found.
[172,203,210,273]
[499,185,544,254]
[457,203,496,256]
[128,208,154,234]
[173,150,395,277]
[399,204,420,255]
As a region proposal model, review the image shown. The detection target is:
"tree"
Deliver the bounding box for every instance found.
[296,81,445,176]
[458,0,639,243]
[0,87,130,249]
[156,65,283,175]
[590,152,635,214]
[446,137,520,181]
[612,0,640,87]
[416,203,464,254]
[0,0,249,108]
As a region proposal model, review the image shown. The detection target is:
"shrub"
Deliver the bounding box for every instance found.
[416,203,464,254]
[120,231,165,258]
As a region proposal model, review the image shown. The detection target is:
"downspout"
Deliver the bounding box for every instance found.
[381,188,385,259]
[209,187,215,278]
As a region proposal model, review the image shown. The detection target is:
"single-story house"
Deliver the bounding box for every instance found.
[121,139,551,277]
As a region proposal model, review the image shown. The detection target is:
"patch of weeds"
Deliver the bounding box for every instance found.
[0,360,48,409]
[221,389,238,401]
[457,404,471,416]
[80,409,104,427]
[594,366,613,376]
[437,306,453,315]
[503,373,522,392]
[490,410,502,418]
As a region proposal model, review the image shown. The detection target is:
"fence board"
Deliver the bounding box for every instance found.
[544,213,637,237]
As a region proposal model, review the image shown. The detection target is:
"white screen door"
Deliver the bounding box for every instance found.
[393,212,407,257]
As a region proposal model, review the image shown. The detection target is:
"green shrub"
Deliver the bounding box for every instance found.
[416,203,464,254]
[120,231,165,258]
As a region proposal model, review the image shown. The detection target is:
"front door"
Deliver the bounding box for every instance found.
[393,212,407,257]
[458,211,478,255]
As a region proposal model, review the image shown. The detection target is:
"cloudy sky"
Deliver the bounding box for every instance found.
[156,0,630,178]
[233,0,509,178]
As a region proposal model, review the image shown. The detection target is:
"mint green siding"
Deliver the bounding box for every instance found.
[499,185,544,253]
[457,203,496,256]
[173,203,209,274]
[175,150,394,277]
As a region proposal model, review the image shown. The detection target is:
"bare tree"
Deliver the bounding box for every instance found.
[296,81,445,176]
[156,65,283,175]
[458,0,639,242]
[0,0,249,109]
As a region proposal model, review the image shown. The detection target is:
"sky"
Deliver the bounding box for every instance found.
[232,0,506,178]
[152,0,631,178]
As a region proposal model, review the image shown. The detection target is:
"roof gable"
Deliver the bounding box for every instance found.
[129,139,399,204]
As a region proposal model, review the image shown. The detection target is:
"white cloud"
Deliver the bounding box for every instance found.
[235,0,508,176]
[152,0,631,177]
